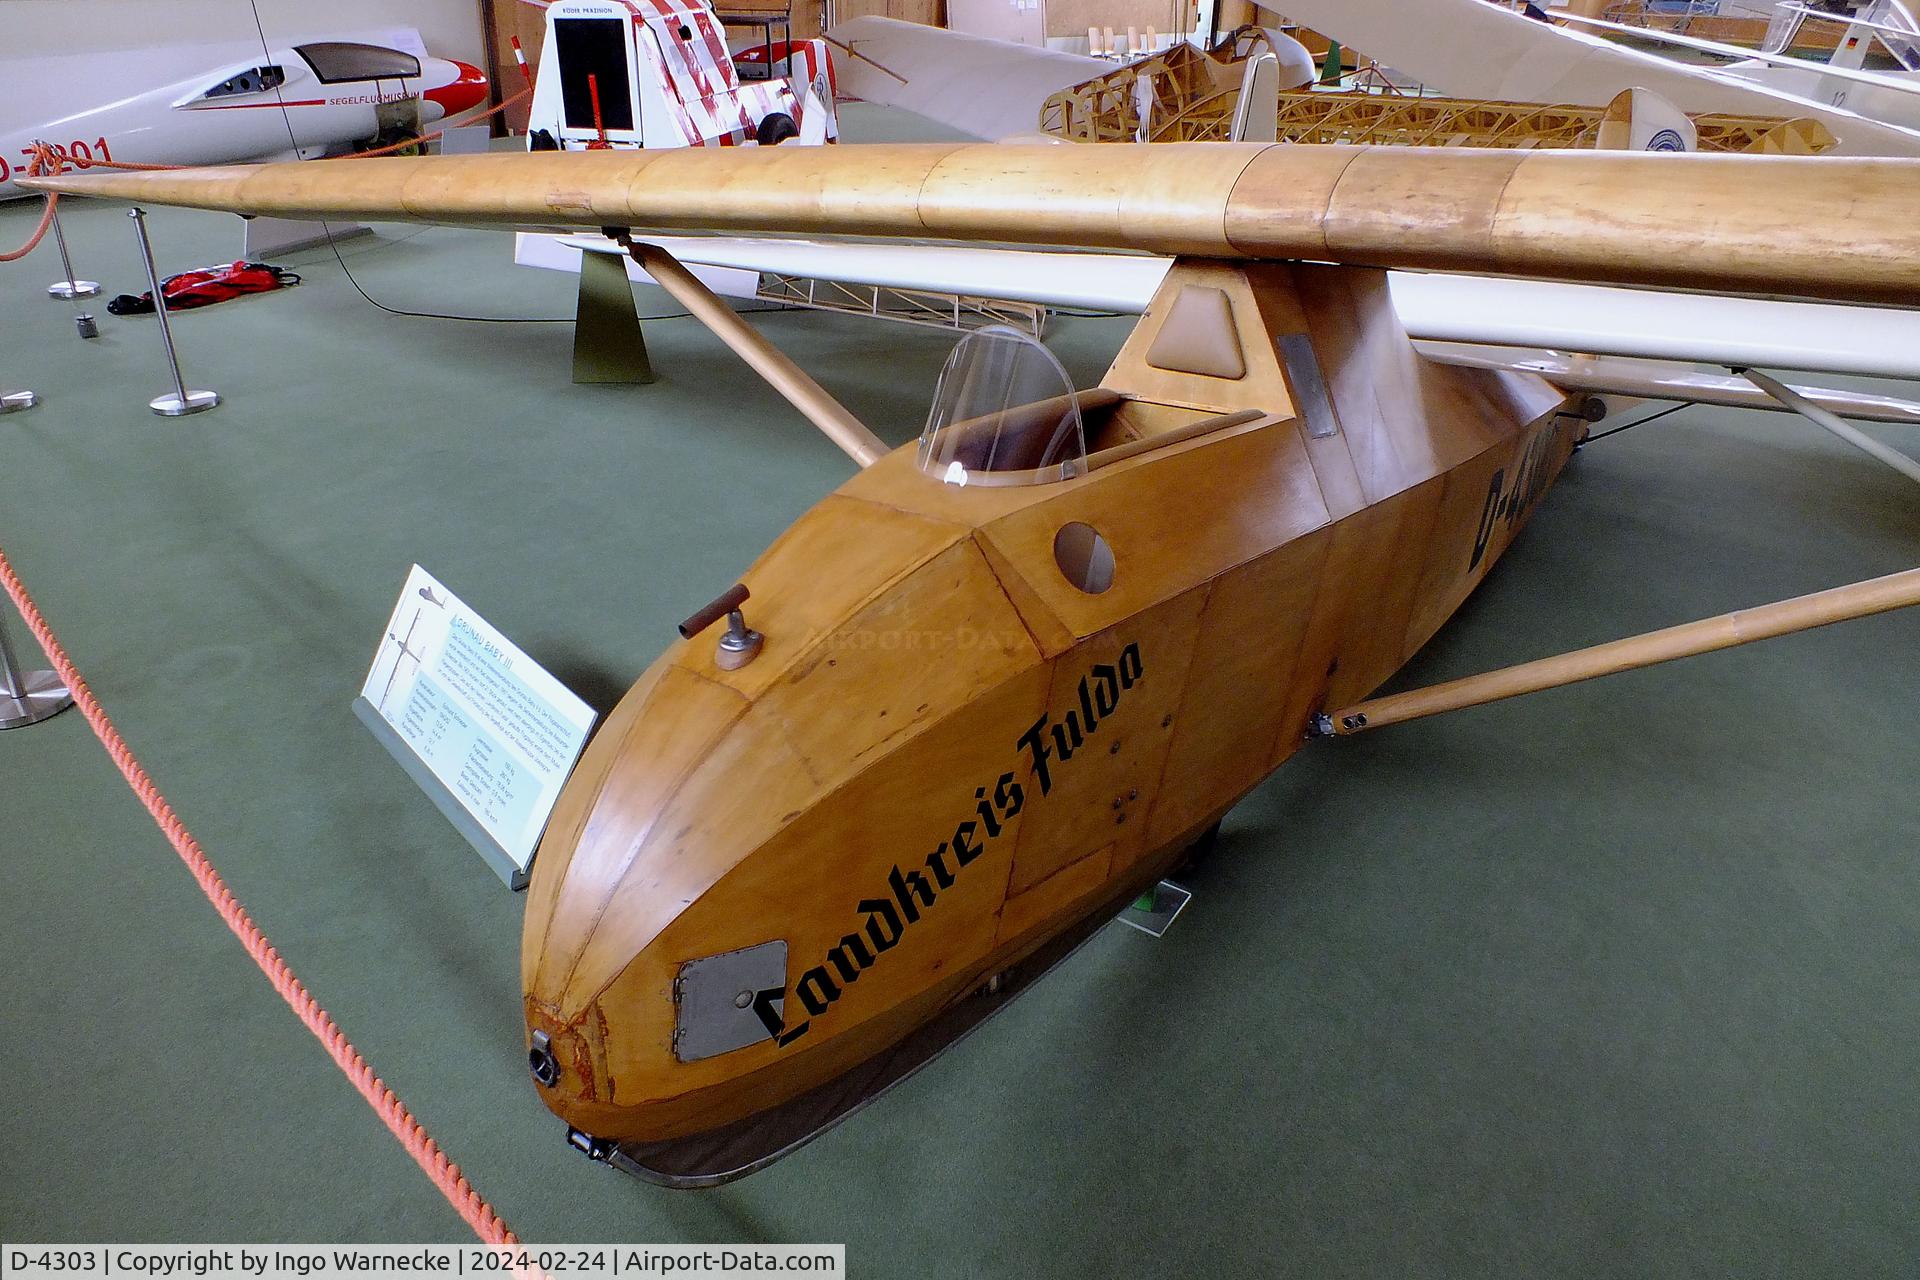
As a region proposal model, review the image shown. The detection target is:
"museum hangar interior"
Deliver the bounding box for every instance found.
[1,0,1917,1272]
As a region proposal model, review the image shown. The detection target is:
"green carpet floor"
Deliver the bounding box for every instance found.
[1,119,1917,1275]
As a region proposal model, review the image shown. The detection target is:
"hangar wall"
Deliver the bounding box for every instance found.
[0,0,487,67]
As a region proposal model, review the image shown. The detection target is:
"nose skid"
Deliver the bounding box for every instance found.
[549,881,1139,1188]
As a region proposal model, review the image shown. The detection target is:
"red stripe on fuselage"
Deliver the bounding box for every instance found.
[194,99,329,109]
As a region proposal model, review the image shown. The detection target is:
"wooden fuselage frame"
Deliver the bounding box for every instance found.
[520,258,1576,1143]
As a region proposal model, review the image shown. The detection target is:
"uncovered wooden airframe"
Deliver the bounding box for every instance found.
[29,143,1920,1184]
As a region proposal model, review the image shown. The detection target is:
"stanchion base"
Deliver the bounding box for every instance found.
[0,669,74,730]
[48,280,101,300]
[151,390,220,416]
[0,390,37,414]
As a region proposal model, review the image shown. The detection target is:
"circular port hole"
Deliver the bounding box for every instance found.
[1053,522,1115,594]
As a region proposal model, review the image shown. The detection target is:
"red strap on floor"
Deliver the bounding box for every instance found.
[0,544,523,1246]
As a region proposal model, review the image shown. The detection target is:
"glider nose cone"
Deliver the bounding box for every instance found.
[518,491,1053,1142]
[519,661,754,1122]
[424,61,489,119]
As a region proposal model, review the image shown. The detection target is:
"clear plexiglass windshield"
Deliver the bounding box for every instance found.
[295,42,422,84]
[917,327,1087,487]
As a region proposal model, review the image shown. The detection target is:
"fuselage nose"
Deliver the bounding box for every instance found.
[519,490,1059,1142]
[423,61,489,119]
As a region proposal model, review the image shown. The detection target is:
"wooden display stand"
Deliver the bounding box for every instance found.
[571,248,654,385]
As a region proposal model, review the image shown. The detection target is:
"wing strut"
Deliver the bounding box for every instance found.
[617,236,889,469]
[1740,368,1920,486]
[1315,566,1920,736]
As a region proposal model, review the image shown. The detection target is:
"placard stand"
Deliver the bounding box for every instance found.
[1119,880,1192,937]
[352,696,529,889]
[355,566,597,891]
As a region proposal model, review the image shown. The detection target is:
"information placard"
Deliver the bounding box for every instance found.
[353,566,596,889]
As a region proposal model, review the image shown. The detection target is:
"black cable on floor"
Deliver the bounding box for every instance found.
[1581,401,1690,446]
[244,0,636,325]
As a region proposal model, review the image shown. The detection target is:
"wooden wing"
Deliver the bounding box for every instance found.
[25,142,1920,305]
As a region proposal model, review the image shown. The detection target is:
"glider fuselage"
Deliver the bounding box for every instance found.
[520,259,1579,1155]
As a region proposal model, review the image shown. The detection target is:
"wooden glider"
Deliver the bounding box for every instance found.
[28,145,1920,1184]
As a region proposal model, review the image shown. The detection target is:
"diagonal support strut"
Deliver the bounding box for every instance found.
[1741,366,1920,486]
[620,237,888,468]
[1321,565,1920,736]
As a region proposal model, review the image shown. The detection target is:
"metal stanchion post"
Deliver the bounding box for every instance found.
[46,202,100,300]
[0,605,73,729]
[128,207,219,416]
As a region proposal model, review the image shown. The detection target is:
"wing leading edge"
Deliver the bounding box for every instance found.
[26,143,1920,306]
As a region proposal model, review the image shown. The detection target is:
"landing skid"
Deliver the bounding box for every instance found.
[568,861,1202,1187]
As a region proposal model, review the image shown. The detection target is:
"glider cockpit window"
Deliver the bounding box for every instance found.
[294,42,422,84]
[918,327,1089,487]
[200,66,286,99]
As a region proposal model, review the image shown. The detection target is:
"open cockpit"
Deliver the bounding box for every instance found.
[916,326,1271,488]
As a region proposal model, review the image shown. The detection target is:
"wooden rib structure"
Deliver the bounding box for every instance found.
[1262,91,1835,152]
[1593,1,1846,54]
[1035,42,1834,152]
[1038,41,1245,143]
[33,144,1920,1181]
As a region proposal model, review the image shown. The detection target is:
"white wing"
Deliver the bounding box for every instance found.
[516,232,1920,418]
[825,17,1106,140]
[1554,12,1920,99]
[1272,0,1920,154]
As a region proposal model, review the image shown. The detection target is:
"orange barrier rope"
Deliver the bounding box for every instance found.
[0,543,525,1248]
[0,191,57,263]
[339,84,533,159]
[2,85,532,262]
[26,84,537,173]
[40,154,184,172]
[0,144,64,262]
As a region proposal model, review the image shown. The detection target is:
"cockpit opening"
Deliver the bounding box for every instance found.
[918,326,1088,487]
[198,66,286,99]
[917,326,1274,488]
